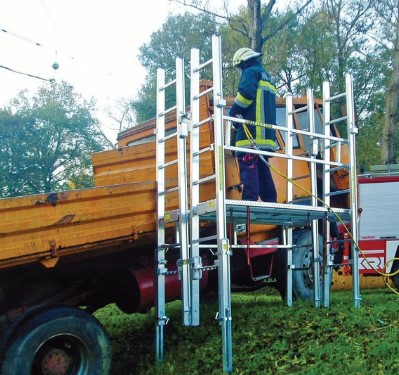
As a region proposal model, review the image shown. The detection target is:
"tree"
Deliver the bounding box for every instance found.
[383,22,399,164]
[131,12,217,122]
[374,0,399,164]
[105,98,136,138]
[174,0,312,52]
[135,0,391,168]
[0,82,109,197]
[0,109,34,196]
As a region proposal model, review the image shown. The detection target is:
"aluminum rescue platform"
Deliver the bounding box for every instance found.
[154,35,360,373]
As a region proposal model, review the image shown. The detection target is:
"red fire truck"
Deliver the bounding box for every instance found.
[356,168,399,289]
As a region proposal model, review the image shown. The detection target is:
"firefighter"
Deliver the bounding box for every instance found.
[229,47,278,202]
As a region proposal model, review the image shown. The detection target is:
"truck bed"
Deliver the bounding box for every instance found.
[0,181,163,270]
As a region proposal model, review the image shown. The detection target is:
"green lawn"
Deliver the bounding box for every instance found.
[95,287,399,375]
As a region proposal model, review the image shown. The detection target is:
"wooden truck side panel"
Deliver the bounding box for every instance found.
[0,181,159,270]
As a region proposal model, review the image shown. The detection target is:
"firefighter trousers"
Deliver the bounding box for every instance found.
[238,153,277,202]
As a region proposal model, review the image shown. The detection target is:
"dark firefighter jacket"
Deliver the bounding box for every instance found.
[229,58,277,156]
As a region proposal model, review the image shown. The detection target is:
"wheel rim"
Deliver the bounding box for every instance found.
[301,248,324,288]
[32,335,89,375]
[301,249,314,289]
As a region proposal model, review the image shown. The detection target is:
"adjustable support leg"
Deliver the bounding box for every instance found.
[284,226,293,307]
[217,238,233,373]
[312,221,321,308]
[323,215,331,307]
[155,246,168,363]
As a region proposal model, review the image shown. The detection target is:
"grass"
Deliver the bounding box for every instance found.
[95,286,399,374]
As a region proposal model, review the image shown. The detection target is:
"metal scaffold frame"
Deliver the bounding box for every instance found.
[155,34,360,373]
[155,56,193,364]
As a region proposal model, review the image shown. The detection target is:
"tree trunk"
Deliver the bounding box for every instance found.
[248,0,262,51]
[382,21,399,164]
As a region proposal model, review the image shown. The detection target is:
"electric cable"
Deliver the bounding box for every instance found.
[0,64,53,82]
[40,0,63,41]
[1,27,43,46]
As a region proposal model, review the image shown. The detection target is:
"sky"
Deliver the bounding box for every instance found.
[0,0,189,141]
[1,0,287,142]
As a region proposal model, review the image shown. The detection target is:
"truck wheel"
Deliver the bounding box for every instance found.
[292,230,331,300]
[1,306,111,375]
[271,248,287,300]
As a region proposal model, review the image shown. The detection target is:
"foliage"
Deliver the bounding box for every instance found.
[0,109,34,197]
[0,81,109,197]
[131,12,217,123]
[134,0,397,166]
[374,0,399,163]
[96,287,399,374]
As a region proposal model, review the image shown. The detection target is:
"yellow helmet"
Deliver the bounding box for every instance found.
[232,47,262,67]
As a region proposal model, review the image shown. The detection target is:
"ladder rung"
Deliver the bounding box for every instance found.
[324,189,350,197]
[158,159,178,169]
[288,105,308,115]
[325,115,347,125]
[198,243,218,249]
[159,186,179,196]
[193,174,216,186]
[158,131,178,143]
[194,234,218,243]
[158,105,177,117]
[193,146,212,157]
[325,165,349,172]
[193,116,212,129]
[324,141,349,149]
[193,86,213,100]
[193,57,213,73]
[231,244,293,249]
[159,78,176,91]
[160,242,180,249]
[325,91,346,102]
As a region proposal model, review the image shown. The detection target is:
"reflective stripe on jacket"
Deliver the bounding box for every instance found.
[229,59,277,153]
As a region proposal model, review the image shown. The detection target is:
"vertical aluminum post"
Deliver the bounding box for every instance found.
[155,68,167,363]
[307,89,321,308]
[285,93,294,307]
[212,34,233,374]
[322,80,332,307]
[190,47,201,326]
[346,73,361,308]
[176,57,192,325]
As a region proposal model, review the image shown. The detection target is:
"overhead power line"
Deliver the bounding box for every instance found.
[1,27,43,47]
[1,26,76,62]
[40,0,63,41]
[0,64,53,82]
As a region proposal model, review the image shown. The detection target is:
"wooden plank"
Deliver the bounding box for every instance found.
[0,182,173,266]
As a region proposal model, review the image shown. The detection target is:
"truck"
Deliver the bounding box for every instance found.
[356,168,399,289]
[0,43,396,374]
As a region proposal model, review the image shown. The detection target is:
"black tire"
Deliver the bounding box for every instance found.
[271,248,288,300]
[292,230,331,301]
[1,306,111,375]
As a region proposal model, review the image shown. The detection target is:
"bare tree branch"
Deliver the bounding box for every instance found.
[173,0,230,20]
[262,0,313,44]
